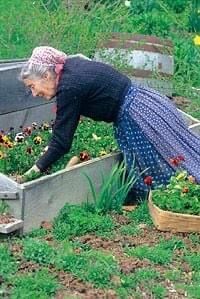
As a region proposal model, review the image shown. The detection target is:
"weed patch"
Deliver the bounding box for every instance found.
[53,204,114,240]
[0,244,18,280]
[10,269,59,299]
[56,250,119,288]
[23,238,56,265]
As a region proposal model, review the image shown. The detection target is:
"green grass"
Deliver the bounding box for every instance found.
[23,238,56,265]
[10,269,59,299]
[128,201,153,226]
[126,244,173,265]
[0,244,18,280]
[56,249,120,288]
[119,223,141,236]
[184,253,200,271]
[121,267,160,289]
[53,204,114,240]
[163,269,183,282]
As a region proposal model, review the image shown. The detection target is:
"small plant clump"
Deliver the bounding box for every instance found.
[10,269,59,299]
[126,244,173,265]
[56,250,120,288]
[23,238,57,265]
[53,204,115,240]
[152,156,200,215]
[0,244,18,280]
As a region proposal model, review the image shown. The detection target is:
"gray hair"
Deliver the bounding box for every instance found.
[19,63,56,81]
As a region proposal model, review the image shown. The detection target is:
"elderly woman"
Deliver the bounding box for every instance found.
[20,46,200,197]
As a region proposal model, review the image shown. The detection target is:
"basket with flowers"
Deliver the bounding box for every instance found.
[148,155,200,233]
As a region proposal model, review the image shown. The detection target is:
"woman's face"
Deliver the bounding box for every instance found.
[24,72,57,100]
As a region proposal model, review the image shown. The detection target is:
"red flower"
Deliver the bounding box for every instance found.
[169,158,179,167]
[144,176,153,186]
[79,151,90,162]
[169,155,185,167]
[23,126,32,136]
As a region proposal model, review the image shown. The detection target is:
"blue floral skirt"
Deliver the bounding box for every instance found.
[114,85,200,195]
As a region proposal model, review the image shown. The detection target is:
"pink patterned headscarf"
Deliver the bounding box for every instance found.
[28,46,67,75]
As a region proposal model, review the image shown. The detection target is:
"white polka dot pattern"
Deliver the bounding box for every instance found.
[114,85,200,193]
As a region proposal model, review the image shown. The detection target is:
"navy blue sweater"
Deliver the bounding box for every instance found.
[36,57,131,171]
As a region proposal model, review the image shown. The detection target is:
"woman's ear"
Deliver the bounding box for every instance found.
[42,71,52,81]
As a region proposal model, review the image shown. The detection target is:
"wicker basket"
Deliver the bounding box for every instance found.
[148,191,200,233]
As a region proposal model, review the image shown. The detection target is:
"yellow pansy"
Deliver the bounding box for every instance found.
[193,35,200,46]
[5,141,13,148]
[34,136,42,145]
[2,135,10,143]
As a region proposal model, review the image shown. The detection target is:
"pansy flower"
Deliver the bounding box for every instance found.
[34,136,42,145]
[169,155,185,167]
[41,122,50,131]
[23,126,32,136]
[2,135,10,143]
[79,151,90,162]
[15,133,25,143]
[32,122,38,130]
[4,140,13,148]
[26,147,33,154]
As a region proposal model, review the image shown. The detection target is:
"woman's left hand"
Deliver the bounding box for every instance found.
[24,165,40,176]
[15,165,41,183]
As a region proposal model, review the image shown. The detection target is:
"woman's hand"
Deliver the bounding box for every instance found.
[14,165,41,183]
[23,165,40,176]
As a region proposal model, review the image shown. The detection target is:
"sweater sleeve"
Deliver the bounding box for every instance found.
[36,87,81,171]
